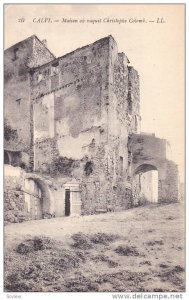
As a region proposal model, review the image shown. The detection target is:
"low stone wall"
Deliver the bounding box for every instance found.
[4,189,29,223]
[4,165,29,224]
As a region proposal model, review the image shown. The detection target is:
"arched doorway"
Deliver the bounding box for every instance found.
[24,178,42,220]
[133,164,158,205]
[24,174,55,219]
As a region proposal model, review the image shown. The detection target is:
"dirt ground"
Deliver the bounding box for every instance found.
[4,203,185,292]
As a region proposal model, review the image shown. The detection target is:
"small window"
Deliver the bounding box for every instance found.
[51,61,59,75]
[119,156,123,175]
[128,91,132,114]
[135,115,138,131]
[128,151,132,165]
[52,61,59,67]
[12,48,19,61]
[37,73,43,83]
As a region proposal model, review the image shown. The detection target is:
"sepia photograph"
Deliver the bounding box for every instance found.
[4,3,185,294]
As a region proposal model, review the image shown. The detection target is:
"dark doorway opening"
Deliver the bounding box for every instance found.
[65,189,71,216]
[4,151,10,164]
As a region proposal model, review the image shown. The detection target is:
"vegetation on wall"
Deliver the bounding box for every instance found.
[4,119,18,141]
[84,161,94,176]
[54,156,80,176]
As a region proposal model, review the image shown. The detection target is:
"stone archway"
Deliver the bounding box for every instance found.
[133,164,158,205]
[129,133,179,204]
[134,164,157,175]
[24,174,55,219]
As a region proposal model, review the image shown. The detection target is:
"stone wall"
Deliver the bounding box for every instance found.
[129,133,167,168]
[29,35,141,214]
[30,36,113,214]
[4,165,61,223]
[158,160,179,203]
[129,133,179,203]
[4,35,55,169]
[28,36,55,68]
[4,165,28,223]
[103,37,140,210]
[4,34,179,219]
[4,37,33,153]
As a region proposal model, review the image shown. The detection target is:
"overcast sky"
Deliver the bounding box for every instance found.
[4,4,185,181]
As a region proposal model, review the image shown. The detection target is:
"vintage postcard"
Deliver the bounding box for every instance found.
[4,3,185,295]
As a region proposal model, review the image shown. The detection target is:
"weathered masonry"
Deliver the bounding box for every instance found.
[4,35,55,171]
[129,133,179,205]
[4,35,179,223]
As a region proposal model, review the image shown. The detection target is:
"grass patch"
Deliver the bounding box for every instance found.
[159,265,185,287]
[71,232,119,249]
[146,240,164,246]
[5,237,87,292]
[115,245,140,256]
[91,254,119,268]
[159,263,169,269]
[71,233,94,250]
[16,237,53,254]
[140,260,152,266]
[64,275,99,292]
[90,233,119,245]
[51,249,85,271]
[5,203,185,292]
[5,278,31,292]
[174,266,185,273]
[96,270,148,292]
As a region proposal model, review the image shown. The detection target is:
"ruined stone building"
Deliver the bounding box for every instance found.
[4,35,179,223]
